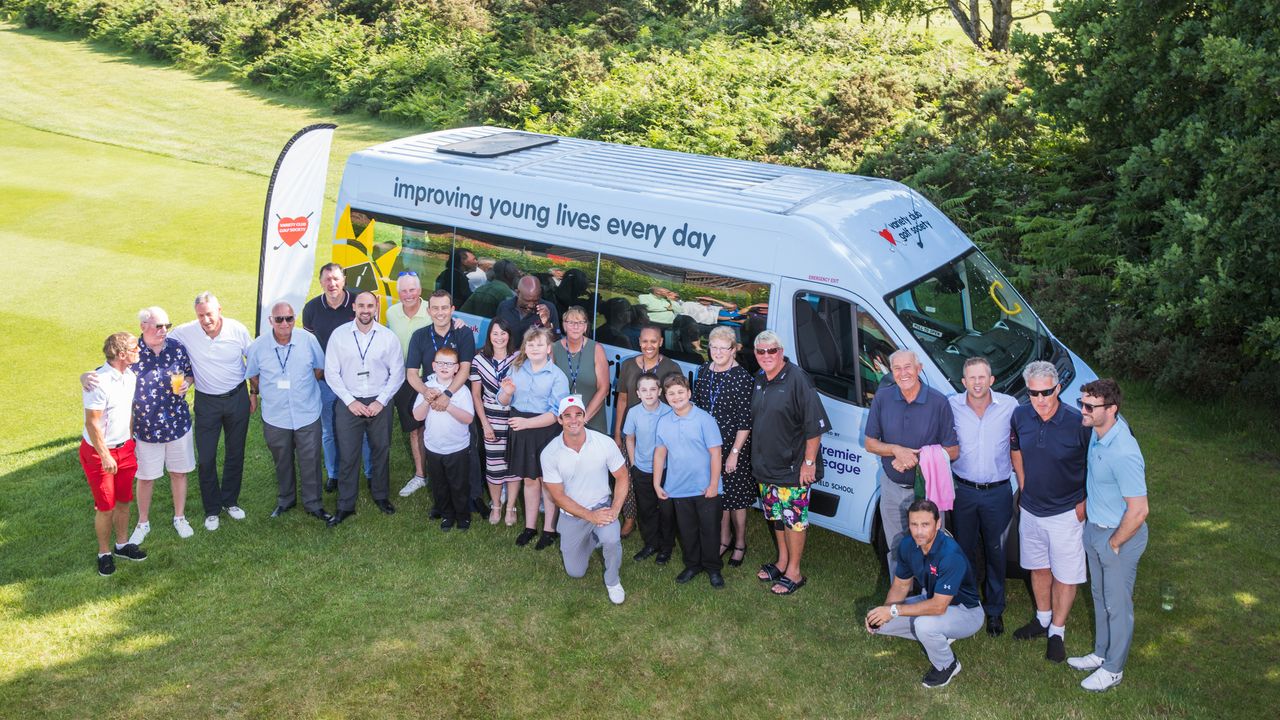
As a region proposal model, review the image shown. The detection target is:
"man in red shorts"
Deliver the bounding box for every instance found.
[81,332,148,576]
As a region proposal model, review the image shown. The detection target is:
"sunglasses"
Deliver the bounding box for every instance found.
[152,323,173,330]
[1026,385,1058,397]
[397,270,418,277]
[1078,399,1114,413]
[272,316,295,323]
[753,347,781,355]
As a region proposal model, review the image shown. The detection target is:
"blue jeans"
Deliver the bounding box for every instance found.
[320,382,371,480]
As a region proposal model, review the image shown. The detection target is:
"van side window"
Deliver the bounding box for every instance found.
[595,252,770,364]
[793,292,893,407]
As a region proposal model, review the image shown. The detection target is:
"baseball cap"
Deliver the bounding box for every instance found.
[557,394,585,415]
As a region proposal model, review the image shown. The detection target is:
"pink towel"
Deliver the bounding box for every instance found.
[919,444,954,512]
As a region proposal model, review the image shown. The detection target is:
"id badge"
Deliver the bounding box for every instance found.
[356,370,371,395]
[276,379,291,390]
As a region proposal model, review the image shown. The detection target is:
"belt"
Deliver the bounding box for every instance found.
[1091,522,1117,530]
[955,476,1006,490]
[198,386,243,398]
[109,440,131,449]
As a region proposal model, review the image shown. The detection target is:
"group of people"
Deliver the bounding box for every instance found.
[77,262,1148,693]
[861,352,1149,692]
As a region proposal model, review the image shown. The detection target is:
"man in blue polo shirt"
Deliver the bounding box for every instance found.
[865,349,959,570]
[1069,378,1149,692]
[866,499,984,689]
[1010,360,1092,664]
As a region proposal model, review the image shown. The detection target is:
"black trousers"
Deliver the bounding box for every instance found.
[334,397,392,512]
[673,494,723,572]
[194,386,250,516]
[427,446,472,523]
[631,467,674,552]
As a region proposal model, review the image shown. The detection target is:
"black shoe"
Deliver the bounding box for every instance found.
[534,531,559,551]
[113,543,147,562]
[515,528,538,547]
[441,518,455,532]
[309,509,334,523]
[97,554,115,576]
[727,546,747,567]
[1013,618,1048,640]
[655,551,672,565]
[375,499,396,515]
[708,571,725,589]
[633,546,658,561]
[328,509,355,527]
[472,498,489,515]
[1046,635,1066,663]
[325,477,337,492]
[429,507,443,520]
[270,504,295,518]
[987,614,1005,638]
[922,660,961,689]
[457,519,471,531]
[676,568,701,584]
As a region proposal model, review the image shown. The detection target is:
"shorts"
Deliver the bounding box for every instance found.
[1019,507,1087,584]
[759,483,810,531]
[394,382,425,433]
[80,439,138,511]
[135,430,196,480]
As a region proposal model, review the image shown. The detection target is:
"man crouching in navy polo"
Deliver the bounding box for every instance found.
[865,499,984,689]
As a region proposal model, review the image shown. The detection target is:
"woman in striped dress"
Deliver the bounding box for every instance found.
[470,317,520,525]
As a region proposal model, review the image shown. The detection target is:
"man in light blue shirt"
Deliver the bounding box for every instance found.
[1070,378,1149,692]
[247,302,329,523]
[948,356,1017,637]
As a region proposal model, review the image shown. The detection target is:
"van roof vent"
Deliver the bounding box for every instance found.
[739,174,842,204]
[436,132,558,158]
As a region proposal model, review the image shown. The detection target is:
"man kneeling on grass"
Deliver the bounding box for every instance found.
[540,395,630,605]
[865,499,983,688]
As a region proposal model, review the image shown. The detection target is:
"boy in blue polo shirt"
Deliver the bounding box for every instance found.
[653,374,725,589]
[623,374,673,563]
[865,499,984,689]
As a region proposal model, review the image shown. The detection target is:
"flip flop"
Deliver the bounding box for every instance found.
[771,576,807,595]
[757,563,782,582]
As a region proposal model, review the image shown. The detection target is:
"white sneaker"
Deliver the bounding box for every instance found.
[399,475,427,497]
[205,515,220,531]
[173,516,194,539]
[1068,653,1106,671]
[128,521,150,546]
[606,583,626,605]
[225,506,246,520]
[1081,668,1123,692]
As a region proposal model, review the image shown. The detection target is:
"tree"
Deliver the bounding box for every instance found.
[944,1,1047,50]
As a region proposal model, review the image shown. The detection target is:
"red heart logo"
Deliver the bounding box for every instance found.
[878,228,897,246]
[277,216,309,246]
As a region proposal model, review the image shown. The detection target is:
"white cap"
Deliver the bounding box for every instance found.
[557,394,585,415]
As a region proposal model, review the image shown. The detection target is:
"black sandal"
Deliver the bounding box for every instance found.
[728,546,747,567]
[757,563,782,582]
[771,575,807,595]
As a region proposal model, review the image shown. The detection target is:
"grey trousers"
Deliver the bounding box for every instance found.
[876,594,984,670]
[1085,522,1148,673]
[263,418,323,513]
[334,397,392,512]
[880,479,916,570]
[558,509,622,587]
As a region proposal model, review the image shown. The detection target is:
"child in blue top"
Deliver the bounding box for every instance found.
[653,373,725,588]
[623,374,673,563]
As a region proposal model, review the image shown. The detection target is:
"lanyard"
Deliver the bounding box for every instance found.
[353,329,375,367]
[561,339,582,392]
[274,344,293,373]
[429,327,451,354]
[705,366,726,415]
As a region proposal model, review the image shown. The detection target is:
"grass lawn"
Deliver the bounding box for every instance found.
[2,22,1279,720]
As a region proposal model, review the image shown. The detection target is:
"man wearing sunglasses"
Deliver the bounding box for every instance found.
[246,302,329,524]
[1070,378,1148,692]
[1009,360,1092,663]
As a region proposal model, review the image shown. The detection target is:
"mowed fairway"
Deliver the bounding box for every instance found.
[1,23,1278,720]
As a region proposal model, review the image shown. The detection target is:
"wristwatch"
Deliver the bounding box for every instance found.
[890,604,899,619]
[803,459,815,467]
[442,389,453,398]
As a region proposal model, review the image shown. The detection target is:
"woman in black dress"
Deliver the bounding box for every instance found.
[692,326,754,567]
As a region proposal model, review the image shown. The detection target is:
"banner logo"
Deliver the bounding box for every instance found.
[275,213,312,249]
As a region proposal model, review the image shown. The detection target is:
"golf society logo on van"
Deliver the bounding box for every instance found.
[878,209,932,251]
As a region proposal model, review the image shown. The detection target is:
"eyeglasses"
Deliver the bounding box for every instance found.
[152,323,173,330]
[709,345,734,353]
[1027,386,1059,397]
[564,320,587,326]
[753,347,781,356]
[272,316,295,323]
[397,270,418,277]
[433,360,458,367]
[1078,399,1114,413]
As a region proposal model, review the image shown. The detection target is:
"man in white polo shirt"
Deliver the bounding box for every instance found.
[169,291,255,532]
[80,332,147,576]
[541,395,631,605]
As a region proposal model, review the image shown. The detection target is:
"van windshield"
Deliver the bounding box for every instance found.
[887,250,1054,393]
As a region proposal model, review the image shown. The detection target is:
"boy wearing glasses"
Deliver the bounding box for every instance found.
[1009,360,1092,663]
[246,302,328,523]
[413,347,476,530]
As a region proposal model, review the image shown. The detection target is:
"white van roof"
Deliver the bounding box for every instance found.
[349,126,975,296]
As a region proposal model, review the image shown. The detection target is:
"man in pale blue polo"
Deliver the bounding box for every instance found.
[1069,378,1149,692]
[246,302,330,523]
[948,356,1017,637]
[865,349,959,570]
